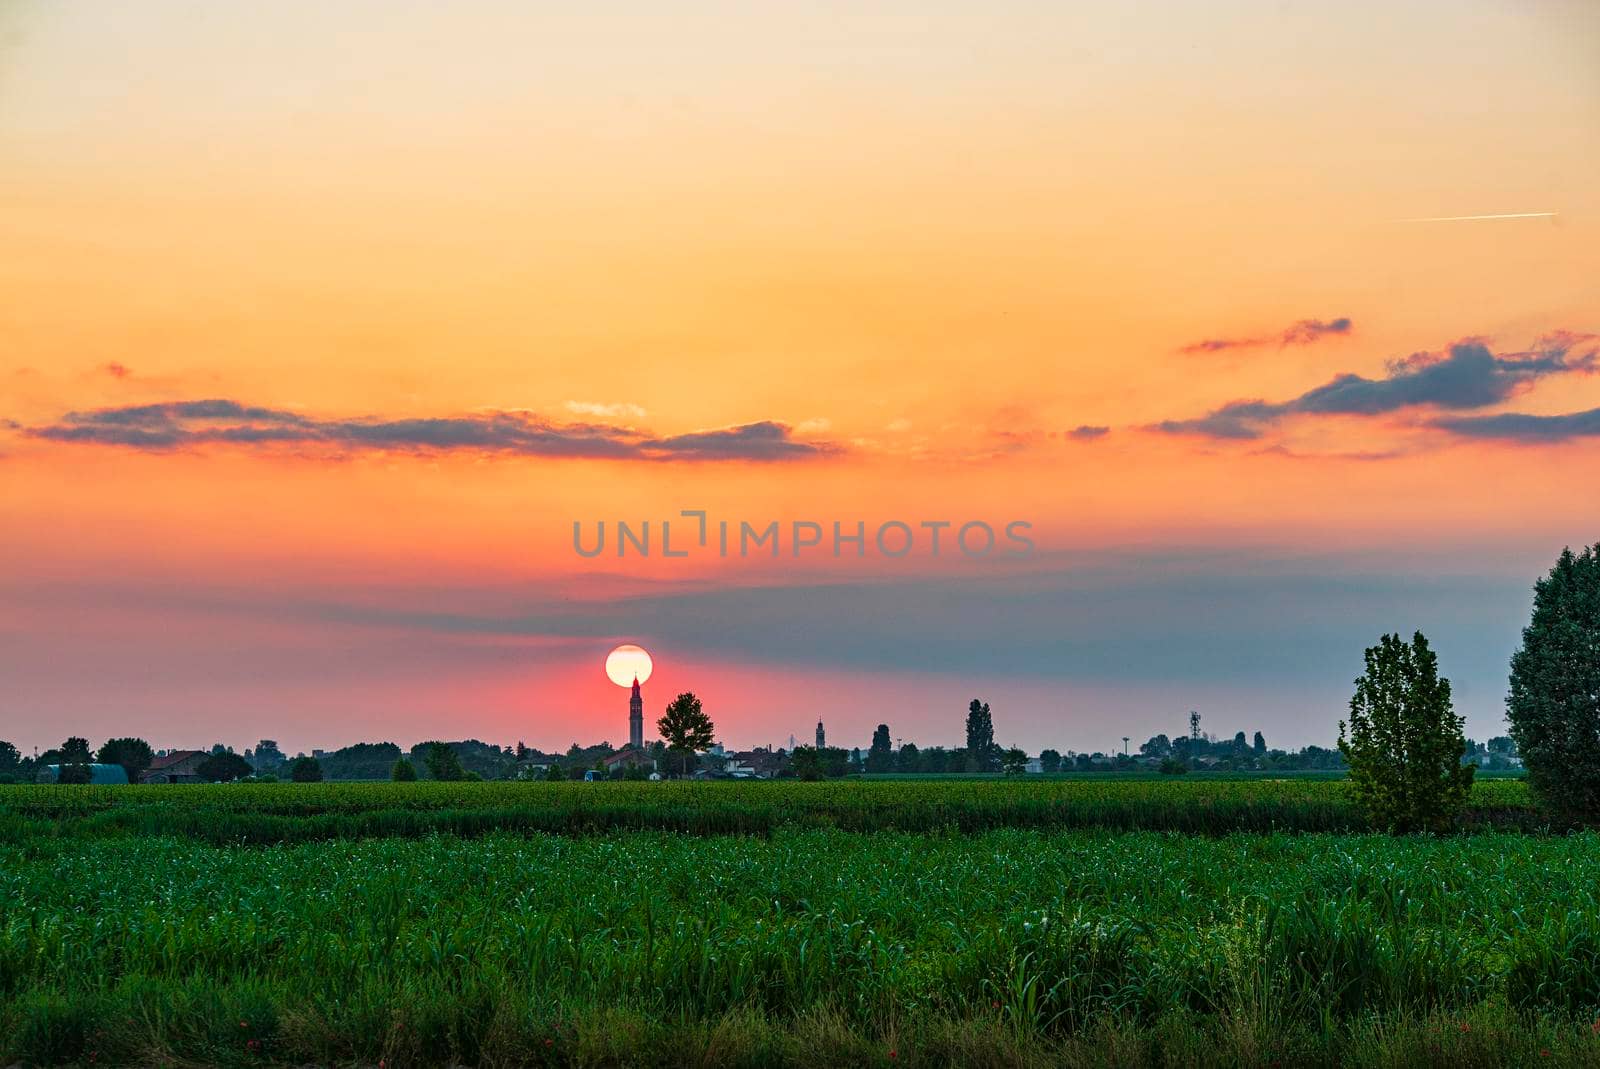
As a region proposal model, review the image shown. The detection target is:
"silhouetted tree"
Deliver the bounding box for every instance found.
[423,741,466,782]
[657,692,715,778]
[290,756,323,783]
[896,741,920,772]
[391,757,418,781]
[865,724,893,772]
[965,699,997,772]
[60,737,93,765]
[1039,748,1062,773]
[790,745,824,781]
[97,737,153,785]
[1339,631,1473,833]
[1509,545,1600,822]
[1001,746,1028,777]
[1140,735,1172,759]
[1253,731,1267,756]
[197,752,252,783]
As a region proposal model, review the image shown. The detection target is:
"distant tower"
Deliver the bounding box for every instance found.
[1189,711,1201,744]
[815,720,826,748]
[629,676,644,750]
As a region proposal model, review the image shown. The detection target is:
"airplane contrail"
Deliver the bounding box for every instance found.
[1399,211,1558,223]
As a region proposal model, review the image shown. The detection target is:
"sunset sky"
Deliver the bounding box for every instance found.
[3,1,1598,756]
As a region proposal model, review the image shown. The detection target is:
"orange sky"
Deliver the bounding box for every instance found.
[2,0,1598,754]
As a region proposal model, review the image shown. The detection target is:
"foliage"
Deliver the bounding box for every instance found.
[657,692,716,777]
[865,724,893,773]
[422,742,466,782]
[1159,757,1188,775]
[289,756,323,783]
[1509,544,1600,822]
[1001,747,1027,776]
[95,737,153,785]
[965,699,997,772]
[391,758,417,782]
[60,737,93,765]
[197,752,253,783]
[317,741,404,780]
[54,764,93,784]
[1339,631,1474,833]
[789,746,824,781]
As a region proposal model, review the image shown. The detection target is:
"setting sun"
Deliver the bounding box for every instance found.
[605,644,654,688]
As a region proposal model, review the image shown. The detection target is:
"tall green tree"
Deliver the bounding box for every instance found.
[657,692,715,777]
[391,757,418,781]
[289,756,323,783]
[865,724,893,772]
[790,745,823,781]
[1338,631,1474,833]
[1001,746,1028,777]
[1038,748,1062,773]
[422,741,466,782]
[197,752,252,783]
[965,699,996,772]
[96,737,153,785]
[0,741,22,776]
[60,737,93,765]
[1508,544,1600,821]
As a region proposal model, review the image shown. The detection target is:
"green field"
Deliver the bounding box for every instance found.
[3,779,1598,1067]
[0,775,1543,843]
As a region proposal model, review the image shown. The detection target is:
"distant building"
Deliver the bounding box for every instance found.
[815,720,825,748]
[629,676,644,749]
[603,747,653,773]
[730,750,786,779]
[39,763,129,785]
[142,750,208,783]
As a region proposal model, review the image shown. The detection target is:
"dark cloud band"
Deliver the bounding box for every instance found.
[22,399,837,462]
[1157,337,1597,440]
[1179,316,1352,354]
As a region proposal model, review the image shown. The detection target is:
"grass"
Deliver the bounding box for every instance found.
[0,778,1587,1065]
[0,776,1545,845]
[3,826,1600,1065]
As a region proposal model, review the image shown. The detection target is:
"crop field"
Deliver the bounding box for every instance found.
[0,776,1542,844]
[4,780,1599,1067]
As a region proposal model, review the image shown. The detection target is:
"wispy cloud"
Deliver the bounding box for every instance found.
[1156,335,1597,441]
[1180,316,1352,355]
[1066,425,1110,441]
[103,362,132,380]
[23,399,838,462]
[564,400,645,420]
[1435,407,1600,442]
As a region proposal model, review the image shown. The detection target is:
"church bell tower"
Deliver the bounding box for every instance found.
[629,676,644,750]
